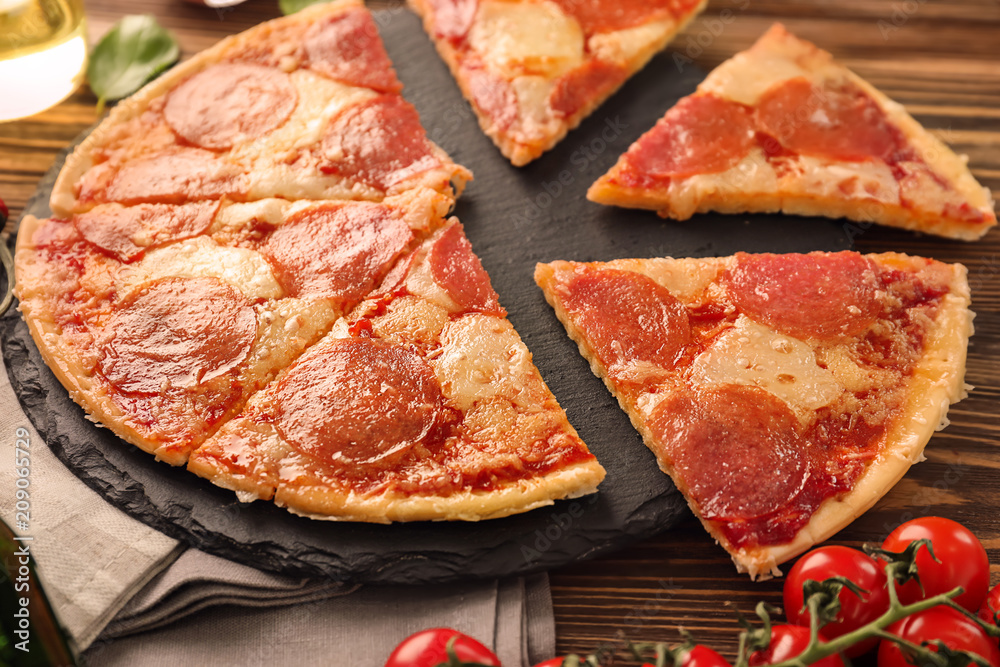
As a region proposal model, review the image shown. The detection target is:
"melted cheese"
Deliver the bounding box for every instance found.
[370,296,450,347]
[690,316,844,421]
[784,155,900,207]
[239,70,382,201]
[511,75,559,139]
[117,236,283,300]
[432,314,537,412]
[232,70,375,163]
[670,148,779,218]
[470,0,585,79]
[609,257,727,303]
[587,18,675,66]
[699,49,810,107]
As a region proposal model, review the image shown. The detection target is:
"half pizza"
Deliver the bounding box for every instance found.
[16,2,606,520]
[536,251,972,576]
[588,24,997,240]
[409,0,708,165]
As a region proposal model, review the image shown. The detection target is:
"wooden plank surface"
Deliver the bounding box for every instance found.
[1,0,998,663]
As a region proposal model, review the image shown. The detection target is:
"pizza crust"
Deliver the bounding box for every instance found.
[408,0,708,166]
[536,253,973,578]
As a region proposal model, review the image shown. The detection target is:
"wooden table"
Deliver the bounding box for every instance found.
[2,0,998,663]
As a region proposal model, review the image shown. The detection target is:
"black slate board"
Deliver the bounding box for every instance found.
[0,9,852,584]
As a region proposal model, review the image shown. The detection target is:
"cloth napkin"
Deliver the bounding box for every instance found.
[0,356,555,665]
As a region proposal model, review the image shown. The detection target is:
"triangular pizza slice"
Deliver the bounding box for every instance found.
[589,24,997,240]
[536,250,972,576]
[188,220,605,521]
[15,188,452,465]
[409,0,708,166]
[51,0,471,216]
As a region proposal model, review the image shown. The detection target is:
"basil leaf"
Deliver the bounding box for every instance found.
[279,0,328,15]
[87,14,180,112]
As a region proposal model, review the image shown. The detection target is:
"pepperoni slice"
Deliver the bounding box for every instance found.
[559,267,690,373]
[164,64,297,150]
[93,149,248,206]
[261,202,413,304]
[616,95,755,186]
[98,278,257,394]
[725,251,883,341]
[320,95,441,191]
[274,338,449,466]
[463,62,517,132]
[73,201,219,262]
[651,385,809,521]
[429,223,503,314]
[549,60,628,119]
[428,0,478,41]
[550,0,693,34]
[304,9,403,93]
[756,78,906,163]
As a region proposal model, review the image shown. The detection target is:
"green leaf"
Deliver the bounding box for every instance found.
[279,0,329,15]
[87,14,180,112]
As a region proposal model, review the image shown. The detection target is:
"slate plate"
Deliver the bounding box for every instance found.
[0,10,852,584]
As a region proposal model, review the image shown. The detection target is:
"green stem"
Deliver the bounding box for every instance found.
[765,582,965,667]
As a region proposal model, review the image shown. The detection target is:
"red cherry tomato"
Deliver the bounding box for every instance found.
[979,584,1000,636]
[0,197,8,225]
[678,644,731,667]
[784,545,890,657]
[385,628,500,667]
[878,605,1000,667]
[881,517,989,612]
[748,625,845,667]
[532,659,566,667]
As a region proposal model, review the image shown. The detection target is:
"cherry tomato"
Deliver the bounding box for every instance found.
[531,659,566,667]
[678,644,731,667]
[878,605,1000,667]
[748,625,845,667]
[385,628,500,667]
[978,583,1000,636]
[784,546,890,657]
[0,197,8,225]
[881,517,989,612]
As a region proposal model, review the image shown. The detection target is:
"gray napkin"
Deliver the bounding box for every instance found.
[0,355,555,665]
[85,564,554,665]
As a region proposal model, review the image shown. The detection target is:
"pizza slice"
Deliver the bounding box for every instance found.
[15,188,452,465]
[409,0,708,166]
[536,251,972,576]
[588,24,997,240]
[188,220,606,521]
[51,0,471,216]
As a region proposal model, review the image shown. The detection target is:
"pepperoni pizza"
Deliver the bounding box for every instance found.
[15,1,607,520]
[189,220,604,521]
[588,24,997,240]
[536,251,973,576]
[51,0,471,216]
[408,0,709,166]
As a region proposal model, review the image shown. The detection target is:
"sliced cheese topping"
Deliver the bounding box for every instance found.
[690,316,844,421]
[118,236,284,301]
[432,314,536,412]
[470,0,585,79]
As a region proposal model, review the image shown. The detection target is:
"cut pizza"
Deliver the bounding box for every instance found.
[188,220,605,521]
[51,0,471,216]
[536,251,973,576]
[588,24,997,240]
[409,0,708,166]
[15,188,450,465]
[15,1,607,519]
